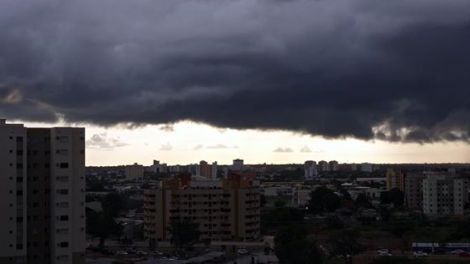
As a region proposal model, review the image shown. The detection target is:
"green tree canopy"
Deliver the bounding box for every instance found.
[261,207,305,234]
[102,193,123,217]
[355,193,372,209]
[275,225,323,264]
[307,187,341,214]
[87,210,123,248]
[380,188,404,208]
[328,229,363,264]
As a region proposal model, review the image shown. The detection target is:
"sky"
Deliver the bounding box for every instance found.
[2,0,470,165]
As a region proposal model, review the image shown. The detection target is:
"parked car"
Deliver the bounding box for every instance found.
[413,251,428,257]
[237,248,249,255]
[116,250,128,256]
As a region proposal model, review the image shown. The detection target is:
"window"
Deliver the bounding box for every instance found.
[57,242,69,248]
[56,202,69,208]
[56,189,68,195]
[58,163,69,169]
[56,176,68,182]
[55,149,68,155]
[56,228,68,234]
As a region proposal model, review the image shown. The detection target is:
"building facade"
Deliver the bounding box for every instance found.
[0,120,85,264]
[304,161,317,180]
[328,161,339,172]
[124,163,145,180]
[144,172,260,244]
[318,160,328,172]
[195,161,217,179]
[386,168,404,191]
[0,120,27,264]
[422,172,468,216]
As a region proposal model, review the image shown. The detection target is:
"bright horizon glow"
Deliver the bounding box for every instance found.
[10,119,470,166]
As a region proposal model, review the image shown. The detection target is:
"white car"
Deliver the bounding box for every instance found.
[377,249,390,254]
[413,251,428,257]
[237,248,249,255]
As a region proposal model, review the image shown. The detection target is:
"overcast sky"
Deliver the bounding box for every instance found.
[2,0,470,165]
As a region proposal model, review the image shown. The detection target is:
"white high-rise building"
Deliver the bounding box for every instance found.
[328,160,339,172]
[0,120,85,264]
[318,160,329,172]
[211,162,218,179]
[422,172,468,216]
[304,161,317,180]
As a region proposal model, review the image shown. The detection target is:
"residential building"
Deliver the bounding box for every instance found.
[422,172,468,216]
[0,119,27,264]
[144,172,260,244]
[328,160,339,172]
[360,163,373,173]
[195,161,217,179]
[404,172,424,210]
[232,159,244,171]
[318,160,329,172]
[386,168,404,191]
[0,119,86,264]
[124,163,144,180]
[304,161,317,180]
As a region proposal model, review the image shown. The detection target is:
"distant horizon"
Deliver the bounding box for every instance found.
[1,119,465,166]
[86,161,470,167]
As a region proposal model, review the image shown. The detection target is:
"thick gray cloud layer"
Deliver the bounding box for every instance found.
[1,0,470,142]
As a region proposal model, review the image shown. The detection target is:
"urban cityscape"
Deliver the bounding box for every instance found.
[3,0,470,264]
[3,119,470,264]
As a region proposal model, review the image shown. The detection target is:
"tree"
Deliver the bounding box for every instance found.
[87,210,123,248]
[167,220,200,251]
[380,188,404,208]
[355,193,372,209]
[386,220,414,253]
[261,207,304,234]
[102,193,123,217]
[308,187,341,214]
[328,229,363,264]
[275,225,323,264]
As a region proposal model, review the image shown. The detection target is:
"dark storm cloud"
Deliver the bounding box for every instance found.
[1,0,470,142]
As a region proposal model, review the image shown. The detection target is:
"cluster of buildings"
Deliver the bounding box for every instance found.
[89,159,246,182]
[387,169,470,216]
[0,120,85,264]
[303,160,375,180]
[304,160,339,180]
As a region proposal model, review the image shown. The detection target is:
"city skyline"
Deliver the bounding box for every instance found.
[13,120,470,166]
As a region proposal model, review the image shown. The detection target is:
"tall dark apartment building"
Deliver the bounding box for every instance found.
[0,119,86,264]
